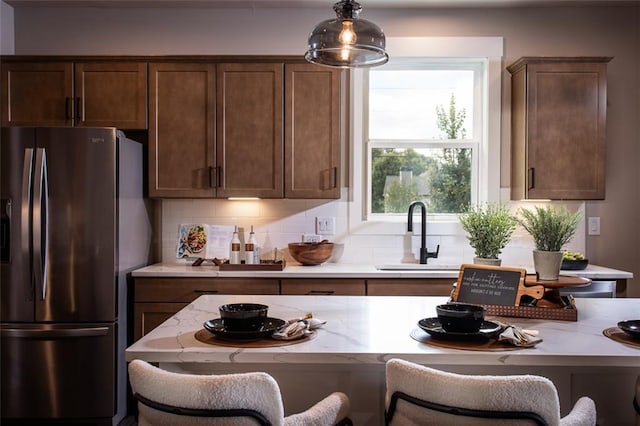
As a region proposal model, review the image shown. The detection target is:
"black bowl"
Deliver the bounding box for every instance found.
[561,259,589,270]
[617,320,640,340]
[436,303,486,333]
[219,303,268,332]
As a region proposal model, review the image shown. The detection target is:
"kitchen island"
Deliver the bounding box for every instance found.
[126,294,640,425]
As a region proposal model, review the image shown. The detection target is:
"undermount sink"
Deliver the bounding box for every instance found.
[375,264,459,271]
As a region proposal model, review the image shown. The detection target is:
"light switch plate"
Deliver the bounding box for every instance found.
[588,217,601,235]
[316,216,336,235]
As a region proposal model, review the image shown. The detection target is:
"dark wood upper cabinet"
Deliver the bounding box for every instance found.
[148,62,216,198]
[1,62,73,126]
[74,62,147,129]
[216,63,284,198]
[285,64,341,199]
[1,60,147,129]
[508,57,611,200]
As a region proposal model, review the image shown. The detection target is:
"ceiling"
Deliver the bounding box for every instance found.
[4,0,639,7]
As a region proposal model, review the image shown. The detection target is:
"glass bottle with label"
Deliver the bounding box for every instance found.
[229,225,241,264]
[245,225,257,264]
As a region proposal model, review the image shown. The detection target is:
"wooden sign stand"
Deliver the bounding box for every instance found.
[451,264,578,321]
[451,264,544,305]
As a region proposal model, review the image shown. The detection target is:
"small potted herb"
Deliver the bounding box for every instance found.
[517,205,582,280]
[459,203,517,266]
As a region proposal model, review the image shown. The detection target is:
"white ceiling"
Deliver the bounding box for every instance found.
[4,0,639,8]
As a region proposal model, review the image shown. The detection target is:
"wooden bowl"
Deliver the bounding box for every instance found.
[288,242,334,266]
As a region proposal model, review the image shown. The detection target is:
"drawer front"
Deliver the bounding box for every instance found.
[135,278,280,302]
[367,279,455,296]
[280,279,366,296]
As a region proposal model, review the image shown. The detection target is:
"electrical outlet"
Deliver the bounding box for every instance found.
[316,216,336,235]
[302,234,322,242]
[588,217,601,235]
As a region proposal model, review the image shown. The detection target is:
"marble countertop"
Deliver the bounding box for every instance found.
[132,262,633,280]
[126,294,640,367]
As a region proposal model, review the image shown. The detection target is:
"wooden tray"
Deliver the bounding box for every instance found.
[483,301,578,321]
[219,260,286,271]
[194,328,313,347]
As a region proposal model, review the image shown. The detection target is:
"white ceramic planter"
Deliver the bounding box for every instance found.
[532,250,563,280]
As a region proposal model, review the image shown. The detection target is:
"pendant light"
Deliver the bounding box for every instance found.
[305,0,389,68]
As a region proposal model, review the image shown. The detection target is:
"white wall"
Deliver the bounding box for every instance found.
[0,1,14,54]
[5,3,639,294]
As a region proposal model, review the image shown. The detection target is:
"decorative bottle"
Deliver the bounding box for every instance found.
[245,225,256,264]
[229,225,241,264]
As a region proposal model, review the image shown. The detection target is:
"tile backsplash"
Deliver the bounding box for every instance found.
[160,194,586,269]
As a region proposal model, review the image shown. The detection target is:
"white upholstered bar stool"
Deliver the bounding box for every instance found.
[128,359,352,426]
[385,358,596,426]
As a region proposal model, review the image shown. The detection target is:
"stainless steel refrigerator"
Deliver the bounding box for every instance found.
[1,127,153,425]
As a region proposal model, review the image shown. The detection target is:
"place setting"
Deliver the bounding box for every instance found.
[194,303,326,348]
[410,302,543,351]
[602,320,640,349]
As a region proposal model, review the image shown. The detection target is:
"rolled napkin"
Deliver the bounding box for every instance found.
[271,313,327,341]
[497,323,542,347]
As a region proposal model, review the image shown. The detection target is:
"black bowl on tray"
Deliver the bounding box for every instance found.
[436,303,486,333]
[561,259,589,270]
[219,303,268,332]
[617,320,640,340]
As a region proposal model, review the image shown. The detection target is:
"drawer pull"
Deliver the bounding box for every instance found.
[194,290,219,294]
[307,290,335,295]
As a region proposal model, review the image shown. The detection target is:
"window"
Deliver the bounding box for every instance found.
[368,61,482,216]
[349,37,503,236]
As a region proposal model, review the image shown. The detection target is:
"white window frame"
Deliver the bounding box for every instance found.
[348,37,504,236]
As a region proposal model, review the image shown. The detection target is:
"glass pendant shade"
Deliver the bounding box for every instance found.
[305,0,389,68]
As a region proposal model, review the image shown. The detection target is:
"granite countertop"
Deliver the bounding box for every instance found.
[132,262,633,280]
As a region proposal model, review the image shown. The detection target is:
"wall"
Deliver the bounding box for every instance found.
[4,2,639,295]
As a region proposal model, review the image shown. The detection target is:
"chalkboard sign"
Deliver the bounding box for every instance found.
[452,264,542,306]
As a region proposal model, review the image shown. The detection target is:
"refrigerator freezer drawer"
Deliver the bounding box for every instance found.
[1,322,117,421]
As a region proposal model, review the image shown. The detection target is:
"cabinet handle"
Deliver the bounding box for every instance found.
[76,97,82,123]
[331,166,338,189]
[306,290,335,295]
[194,290,219,294]
[65,97,73,120]
[209,166,222,188]
[528,168,535,190]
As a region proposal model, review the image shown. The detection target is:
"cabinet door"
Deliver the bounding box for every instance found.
[133,277,280,340]
[134,302,189,341]
[280,279,366,295]
[216,63,283,198]
[148,63,216,198]
[74,62,147,129]
[1,62,73,126]
[285,64,341,199]
[510,58,609,200]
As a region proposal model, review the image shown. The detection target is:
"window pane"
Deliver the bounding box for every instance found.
[371,147,471,214]
[369,69,474,140]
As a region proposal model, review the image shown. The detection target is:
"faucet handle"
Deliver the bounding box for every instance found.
[427,244,440,259]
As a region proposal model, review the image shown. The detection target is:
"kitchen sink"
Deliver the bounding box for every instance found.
[375,264,460,271]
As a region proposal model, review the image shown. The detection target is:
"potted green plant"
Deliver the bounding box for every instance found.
[459,203,517,266]
[517,205,582,280]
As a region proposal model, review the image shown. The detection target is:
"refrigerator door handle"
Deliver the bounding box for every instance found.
[22,148,34,299]
[0,326,110,338]
[32,148,49,301]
